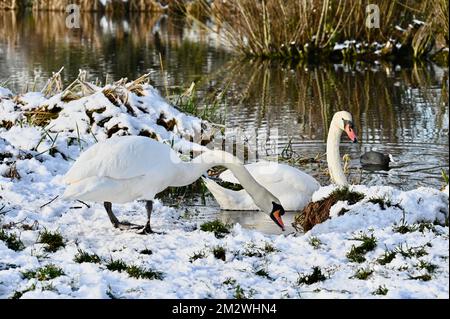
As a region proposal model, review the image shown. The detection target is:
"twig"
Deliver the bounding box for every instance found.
[40,195,59,209]
[76,200,90,208]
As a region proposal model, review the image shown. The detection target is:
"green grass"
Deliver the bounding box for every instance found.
[297,267,327,285]
[393,223,418,234]
[175,84,225,125]
[377,250,397,265]
[223,278,237,286]
[393,221,437,234]
[372,285,389,296]
[189,250,207,263]
[263,242,278,253]
[409,274,432,281]
[416,260,438,273]
[395,244,428,259]
[242,244,264,258]
[212,246,226,261]
[255,268,272,280]
[330,187,365,205]
[0,229,25,251]
[441,169,449,185]
[200,219,232,238]
[106,258,163,280]
[21,264,64,281]
[308,236,322,249]
[38,230,65,253]
[74,249,101,264]
[346,233,377,263]
[368,197,402,210]
[11,284,36,299]
[106,259,128,272]
[125,265,164,280]
[417,222,437,233]
[240,242,279,259]
[233,285,246,299]
[232,285,256,299]
[352,268,374,280]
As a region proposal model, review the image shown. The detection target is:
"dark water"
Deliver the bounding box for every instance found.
[1,11,448,222]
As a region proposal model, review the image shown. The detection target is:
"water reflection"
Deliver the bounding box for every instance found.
[215,60,449,189]
[0,11,448,192]
[0,10,229,92]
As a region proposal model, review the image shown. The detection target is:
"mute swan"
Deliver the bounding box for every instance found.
[202,162,320,211]
[203,111,357,211]
[62,136,286,233]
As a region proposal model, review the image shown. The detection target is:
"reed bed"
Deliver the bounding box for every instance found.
[187,0,448,63]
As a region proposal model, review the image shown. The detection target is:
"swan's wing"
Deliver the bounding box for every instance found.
[63,136,174,184]
[219,161,320,193]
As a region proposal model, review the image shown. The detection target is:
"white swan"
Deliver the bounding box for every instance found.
[203,111,357,211]
[62,136,286,233]
[203,162,320,211]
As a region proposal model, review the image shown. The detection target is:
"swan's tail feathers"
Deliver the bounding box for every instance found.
[61,184,81,201]
[61,190,74,201]
[201,177,258,210]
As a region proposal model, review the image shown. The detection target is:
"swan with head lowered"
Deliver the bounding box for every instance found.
[62,136,286,233]
[203,111,358,211]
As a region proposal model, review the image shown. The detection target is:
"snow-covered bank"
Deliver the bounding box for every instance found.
[0,81,448,299]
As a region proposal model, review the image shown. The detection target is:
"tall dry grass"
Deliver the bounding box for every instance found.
[189,0,445,60]
[434,0,449,45]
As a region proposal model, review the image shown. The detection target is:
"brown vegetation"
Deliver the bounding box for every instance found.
[292,188,365,232]
[186,0,448,63]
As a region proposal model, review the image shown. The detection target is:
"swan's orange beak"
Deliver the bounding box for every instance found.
[344,123,358,143]
[271,210,285,231]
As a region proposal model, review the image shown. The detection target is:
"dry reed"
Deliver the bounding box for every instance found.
[186,0,446,62]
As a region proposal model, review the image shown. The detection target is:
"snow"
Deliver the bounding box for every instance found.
[0,83,449,299]
[0,87,12,98]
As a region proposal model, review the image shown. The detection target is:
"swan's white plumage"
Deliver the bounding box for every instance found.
[63,137,179,184]
[63,136,181,203]
[205,162,320,211]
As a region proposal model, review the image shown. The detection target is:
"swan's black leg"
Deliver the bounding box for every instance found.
[138,200,164,234]
[104,201,141,230]
[140,200,154,234]
[104,201,119,225]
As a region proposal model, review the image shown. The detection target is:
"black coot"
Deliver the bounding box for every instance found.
[360,151,391,170]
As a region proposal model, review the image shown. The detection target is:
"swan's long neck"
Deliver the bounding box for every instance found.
[172,150,276,213]
[327,123,348,186]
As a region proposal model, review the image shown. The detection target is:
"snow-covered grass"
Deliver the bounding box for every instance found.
[0,79,448,299]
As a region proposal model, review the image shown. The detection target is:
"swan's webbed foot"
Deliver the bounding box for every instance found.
[113,221,143,230]
[136,222,164,235]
